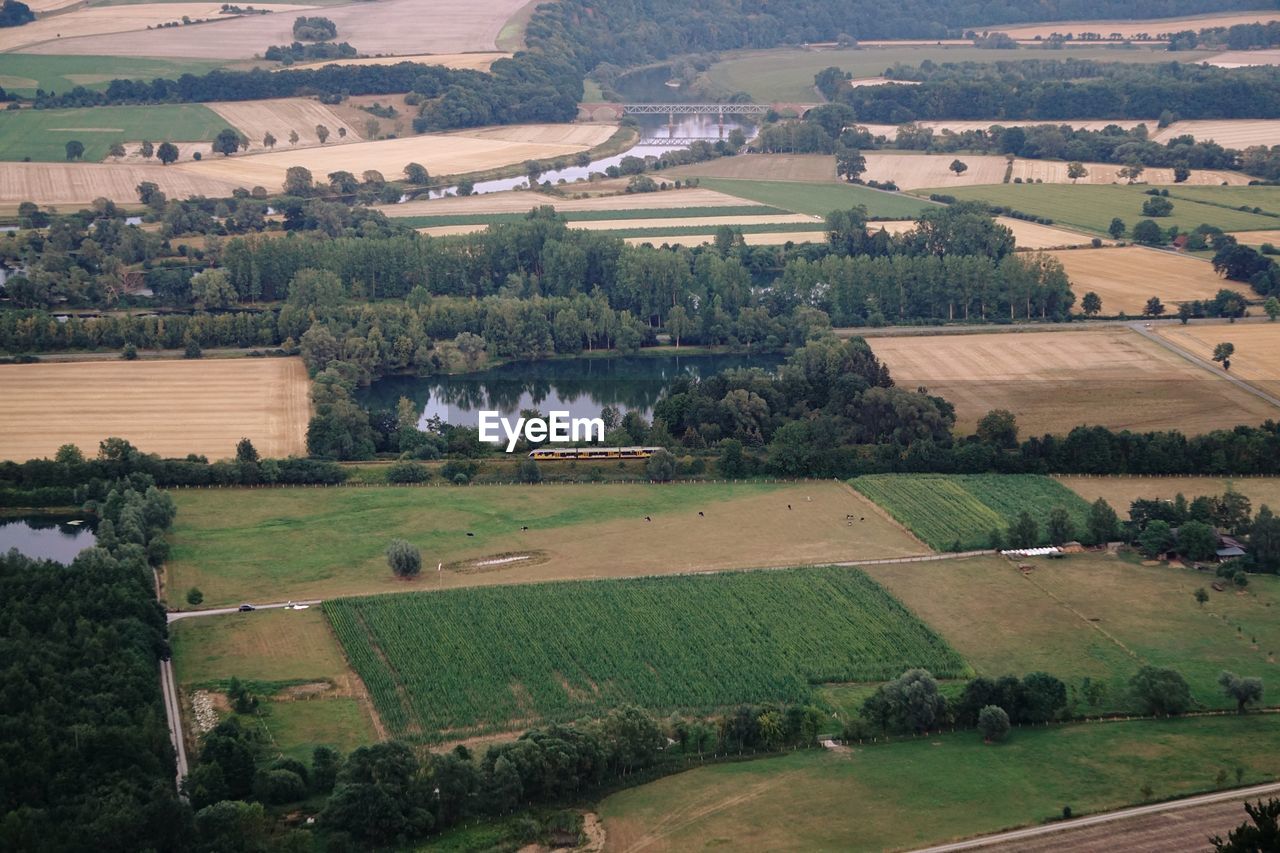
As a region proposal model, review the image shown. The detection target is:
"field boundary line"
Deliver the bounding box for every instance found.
[1016,569,1142,662]
[837,479,932,552]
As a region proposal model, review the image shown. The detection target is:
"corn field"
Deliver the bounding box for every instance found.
[324,566,968,739]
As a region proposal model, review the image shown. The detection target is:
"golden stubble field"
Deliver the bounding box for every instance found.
[866,327,1280,435]
[385,187,766,217]
[209,99,362,151]
[0,357,309,461]
[1057,474,1280,514]
[284,52,511,72]
[871,217,1102,249]
[1155,322,1280,389]
[991,11,1280,39]
[1049,247,1228,314]
[19,0,530,59]
[1151,120,1280,149]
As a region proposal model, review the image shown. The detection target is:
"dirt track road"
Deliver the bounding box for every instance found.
[911,782,1280,852]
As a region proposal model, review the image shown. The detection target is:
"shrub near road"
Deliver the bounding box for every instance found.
[324,566,969,738]
[852,474,1093,550]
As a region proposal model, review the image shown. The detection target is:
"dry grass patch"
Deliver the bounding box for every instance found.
[1050,247,1229,314]
[209,98,361,150]
[20,0,530,58]
[863,152,1012,188]
[3,3,310,52]
[171,608,351,686]
[1151,119,1280,149]
[177,124,616,190]
[991,11,1279,39]
[0,357,309,461]
[1057,474,1280,515]
[1011,159,1248,185]
[385,187,758,217]
[866,327,1280,435]
[1156,322,1280,389]
[664,153,837,182]
[1229,229,1280,247]
[0,161,244,206]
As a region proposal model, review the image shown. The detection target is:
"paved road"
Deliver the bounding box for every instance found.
[159,657,189,791]
[167,599,323,622]
[910,782,1280,852]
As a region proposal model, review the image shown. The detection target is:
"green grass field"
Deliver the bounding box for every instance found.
[1164,185,1280,217]
[606,222,821,239]
[600,715,1280,851]
[0,104,232,162]
[851,474,1092,550]
[866,552,1280,712]
[703,44,1179,102]
[325,566,969,738]
[921,183,1280,235]
[0,55,226,97]
[395,205,785,227]
[701,177,935,217]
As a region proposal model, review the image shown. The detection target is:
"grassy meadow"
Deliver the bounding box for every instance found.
[850,474,1092,550]
[325,566,969,738]
[922,183,1280,234]
[0,55,226,97]
[396,204,786,228]
[600,715,1280,852]
[866,552,1280,712]
[701,177,935,217]
[166,481,926,606]
[0,104,232,162]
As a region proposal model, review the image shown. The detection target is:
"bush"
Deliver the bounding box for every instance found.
[385,539,422,578]
[517,458,542,483]
[1130,665,1192,715]
[252,768,307,804]
[645,448,676,482]
[186,587,204,606]
[977,705,1010,742]
[386,461,430,484]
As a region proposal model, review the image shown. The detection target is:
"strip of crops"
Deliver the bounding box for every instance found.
[850,474,1094,551]
[323,567,968,739]
[396,205,785,227]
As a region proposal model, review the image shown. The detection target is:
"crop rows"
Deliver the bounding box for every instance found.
[324,567,968,738]
[851,474,1093,550]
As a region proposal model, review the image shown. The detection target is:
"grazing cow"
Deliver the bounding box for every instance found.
[645,516,652,522]
[698,511,705,517]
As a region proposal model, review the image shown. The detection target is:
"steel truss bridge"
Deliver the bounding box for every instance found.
[636,137,731,146]
[622,103,772,115]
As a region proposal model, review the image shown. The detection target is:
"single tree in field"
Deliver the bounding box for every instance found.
[1081,291,1102,316]
[1067,161,1088,183]
[1087,498,1119,544]
[337,126,347,139]
[1144,296,1165,317]
[1218,671,1263,713]
[1178,302,1194,324]
[140,139,154,160]
[289,129,300,146]
[1173,164,1191,183]
[1046,505,1075,545]
[1211,799,1280,852]
[108,142,126,160]
[1007,511,1038,548]
[976,408,1018,448]
[156,141,180,165]
[283,165,314,195]
[186,587,204,606]
[1130,665,1191,715]
[263,131,277,150]
[315,124,330,144]
[1118,162,1145,184]
[949,158,968,177]
[65,140,85,161]
[977,705,1010,743]
[836,145,866,182]
[1213,342,1235,371]
[213,127,241,157]
[1108,217,1126,239]
[1194,586,1209,608]
[1265,296,1280,321]
[385,539,421,578]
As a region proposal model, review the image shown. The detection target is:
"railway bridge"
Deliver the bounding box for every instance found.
[579,101,817,133]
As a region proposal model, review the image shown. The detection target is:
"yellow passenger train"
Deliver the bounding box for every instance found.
[527,446,661,461]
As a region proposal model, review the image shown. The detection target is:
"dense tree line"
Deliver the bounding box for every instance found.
[0,0,32,27]
[1167,20,1280,51]
[823,60,1280,123]
[0,478,185,851]
[526,0,1256,71]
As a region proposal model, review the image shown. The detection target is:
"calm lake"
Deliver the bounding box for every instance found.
[358,353,785,429]
[0,515,97,564]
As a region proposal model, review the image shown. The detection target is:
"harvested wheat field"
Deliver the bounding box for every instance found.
[1151,120,1280,149]
[870,217,1101,249]
[178,124,617,190]
[284,52,510,72]
[570,213,819,230]
[1012,159,1249,185]
[862,153,1014,188]
[20,0,529,58]
[857,120,1150,138]
[625,231,826,246]
[385,187,765,217]
[865,328,1280,435]
[209,99,361,150]
[0,358,309,461]
[1050,247,1227,315]
[1,3,310,53]
[990,11,1279,40]
[1156,322,1280,390]
[664,154,837,182]
[1058,474,1280,516]
[1228,229,1280,247]
[0,161,244,206]
[1206,48,1280,68]
[445,124,615,146]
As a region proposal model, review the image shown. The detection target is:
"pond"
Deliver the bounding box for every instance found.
[0,515,98,564]
[358,352,785,429]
